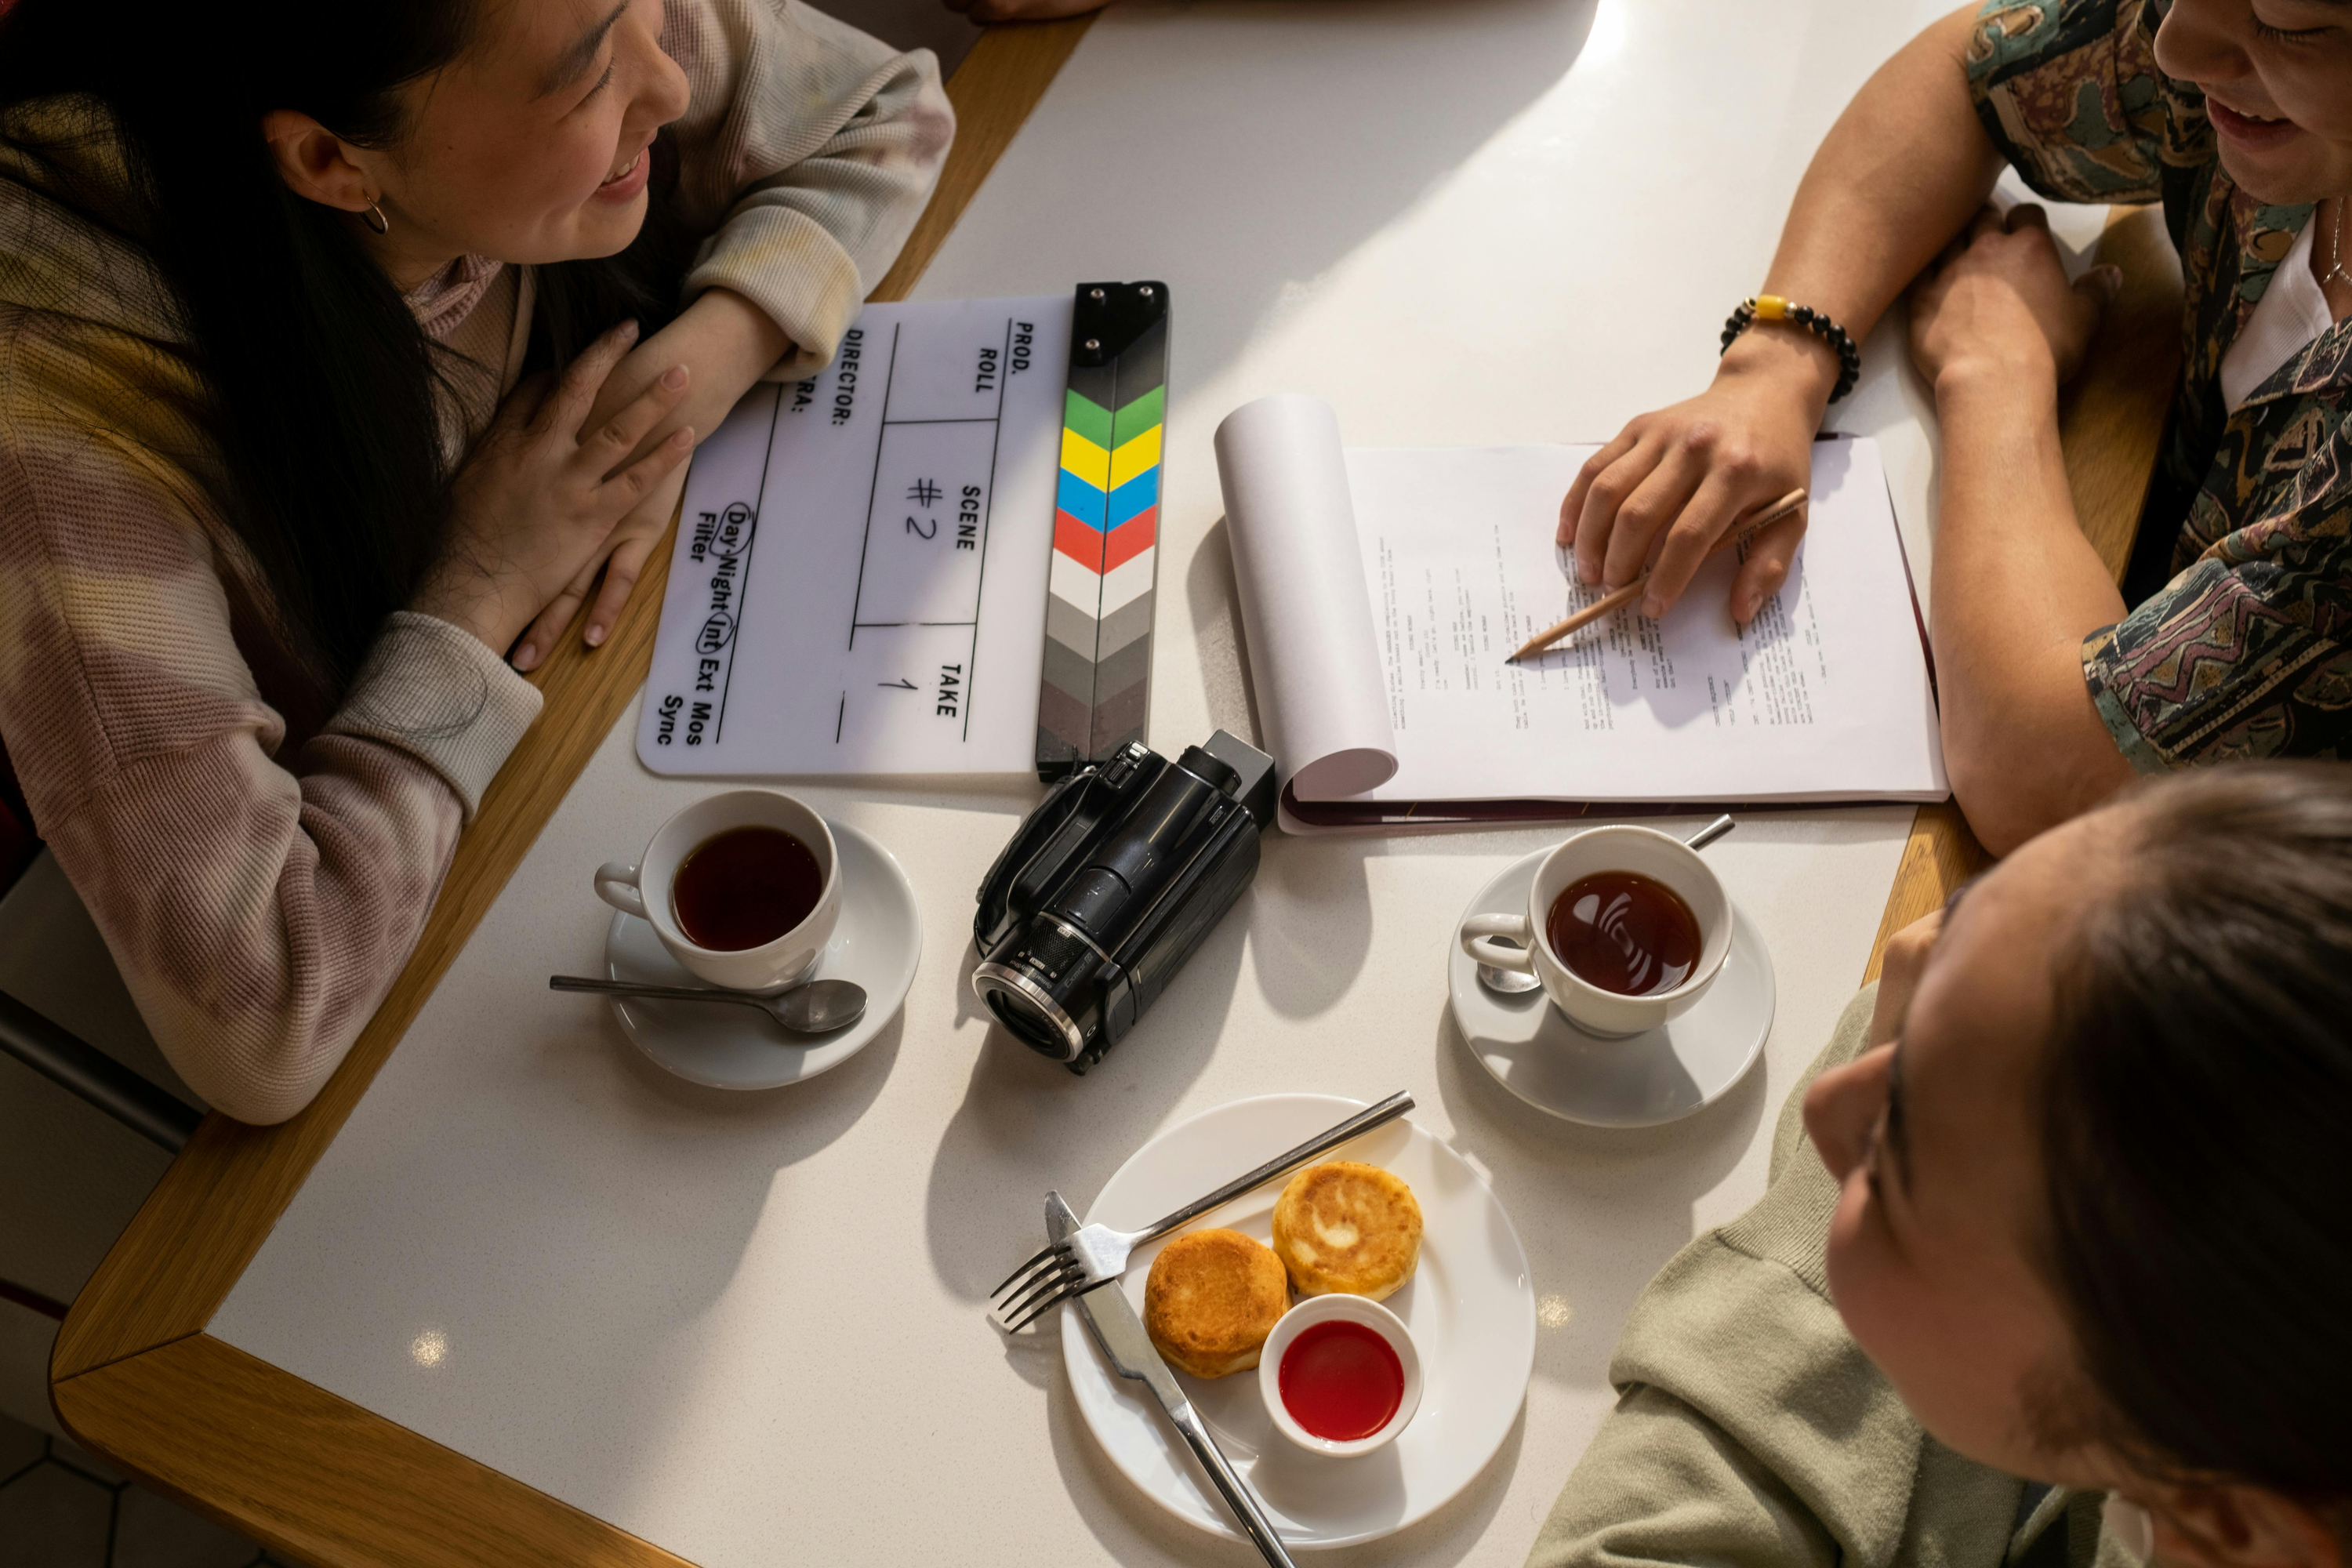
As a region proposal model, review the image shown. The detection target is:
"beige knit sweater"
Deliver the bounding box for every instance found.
[0,0,951,1123]
[1527,986,2135,1568]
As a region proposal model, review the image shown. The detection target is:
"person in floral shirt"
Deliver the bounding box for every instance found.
[1555,0,2352,853]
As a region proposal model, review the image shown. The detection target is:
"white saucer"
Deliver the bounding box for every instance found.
[1064,1095,1535,1549]
[602,819,920,1090]
[1449,848,1774,1127]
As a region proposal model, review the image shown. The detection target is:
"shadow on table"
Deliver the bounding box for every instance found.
[1044,1353,1523,1568]
[488,1007,906,1330]
[1433,996,1769,1400]
[924,0,1601,412]
[1249,833,1381,1019]
[1187,518,1264,751]
[920,902,1251,1328]
[498,1009,910,1508]
[597,1005,905,1143]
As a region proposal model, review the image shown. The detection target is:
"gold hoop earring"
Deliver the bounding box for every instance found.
[362,201,389,235]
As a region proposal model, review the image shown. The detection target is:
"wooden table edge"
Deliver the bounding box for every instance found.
[55,1334,698,1568]
[48,34,2176,1557]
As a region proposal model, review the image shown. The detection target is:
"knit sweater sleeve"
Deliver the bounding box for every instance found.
[0,351,540,1124]
[661,0,954,381]
[1525,986,2027,1568]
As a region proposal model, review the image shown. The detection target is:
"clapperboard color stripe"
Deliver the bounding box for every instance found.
[1036,281,1170,779]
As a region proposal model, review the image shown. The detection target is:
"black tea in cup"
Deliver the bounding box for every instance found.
[1545,871,1701,996]
[672,826,822,952]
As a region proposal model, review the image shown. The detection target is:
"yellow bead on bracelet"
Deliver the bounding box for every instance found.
[1721,293,1861,401]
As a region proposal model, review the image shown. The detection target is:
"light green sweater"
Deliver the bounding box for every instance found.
[1526,986,2132,1568]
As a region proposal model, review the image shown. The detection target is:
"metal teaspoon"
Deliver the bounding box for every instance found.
[1475,814,1737,996]
[549,975,869,1035]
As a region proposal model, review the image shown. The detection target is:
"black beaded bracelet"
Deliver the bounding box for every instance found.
[1721,296,1861,403]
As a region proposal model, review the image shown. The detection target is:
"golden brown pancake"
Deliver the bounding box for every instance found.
[1142,1229,1290,1378]
[1270,1161,1422,1300]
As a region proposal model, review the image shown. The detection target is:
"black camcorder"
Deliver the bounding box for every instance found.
[971,731,1277,1073]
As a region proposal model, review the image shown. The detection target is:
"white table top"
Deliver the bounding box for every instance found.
[210,4,2100,1562]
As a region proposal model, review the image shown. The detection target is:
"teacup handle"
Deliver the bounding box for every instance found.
[1461,913,1537,975]
[594,861,648,920]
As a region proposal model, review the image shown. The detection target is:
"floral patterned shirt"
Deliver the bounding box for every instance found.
[1968,0,2351,770]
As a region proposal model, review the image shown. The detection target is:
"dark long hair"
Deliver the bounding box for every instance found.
[0,0,688,688]
[2044,763,2352,1505]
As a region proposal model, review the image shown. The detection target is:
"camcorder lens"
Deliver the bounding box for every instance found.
[971,927,1098,1062]
[985,987,1061,1050]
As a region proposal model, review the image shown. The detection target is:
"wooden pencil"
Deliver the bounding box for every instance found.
[1505,487,1809,664]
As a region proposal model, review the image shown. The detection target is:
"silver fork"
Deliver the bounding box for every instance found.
[990,1090,1414,1331]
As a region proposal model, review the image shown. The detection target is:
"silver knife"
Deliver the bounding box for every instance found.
[1050,1191,1299,1568]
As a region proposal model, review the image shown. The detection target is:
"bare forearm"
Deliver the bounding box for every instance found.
[1929,365,2132,853]
[586,287,790,466]
[1726,5,2003,405]
[1560,5,2009,621]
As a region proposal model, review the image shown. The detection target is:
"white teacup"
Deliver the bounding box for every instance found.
[595,790,841,993]
[1459,825,1732,1038]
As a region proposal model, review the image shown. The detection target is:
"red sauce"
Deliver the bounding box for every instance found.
[1278,1319,1403,1442]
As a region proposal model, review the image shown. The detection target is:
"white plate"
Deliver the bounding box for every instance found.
[1062,1095,1534,1548]
[1450,848,1773,1127]
[602,820,920,1089]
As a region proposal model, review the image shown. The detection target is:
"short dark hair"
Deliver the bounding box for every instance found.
[2040,763,2352,1502]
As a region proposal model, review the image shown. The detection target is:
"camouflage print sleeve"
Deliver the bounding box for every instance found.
[1964,0,2182,205]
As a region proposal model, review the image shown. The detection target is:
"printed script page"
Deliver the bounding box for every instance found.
[1337,438,1946,804]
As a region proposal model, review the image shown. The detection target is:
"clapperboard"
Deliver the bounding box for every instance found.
[635,284,1171,781]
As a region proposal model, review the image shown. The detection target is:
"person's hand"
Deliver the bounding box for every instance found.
[1907,203,2119,393]
[414,321,694,660]
[943,0,1107,17]
[509,289,788,670]
[1867,909,1943,1047]
[511,460,686,670]
[1556,341,1824,626]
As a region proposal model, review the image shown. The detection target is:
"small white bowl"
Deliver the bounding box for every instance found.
[1258,1294,1423,1457]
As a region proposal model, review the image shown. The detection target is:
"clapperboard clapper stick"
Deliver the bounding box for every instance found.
[1037,281,1171,780]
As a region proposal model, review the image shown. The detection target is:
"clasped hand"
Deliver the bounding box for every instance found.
[414,320,694,664]
[1907,202,2118,392]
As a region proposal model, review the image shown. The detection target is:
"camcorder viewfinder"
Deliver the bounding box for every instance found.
[971,730,1277,1073]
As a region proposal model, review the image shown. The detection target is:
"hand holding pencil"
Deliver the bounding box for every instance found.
[1508,488,1809,664]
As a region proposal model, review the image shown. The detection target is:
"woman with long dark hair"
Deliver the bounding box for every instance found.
[0,0,950,1121]
[1529,762,2351,1568]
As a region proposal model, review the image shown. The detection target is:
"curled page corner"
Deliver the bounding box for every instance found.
[1214,394,1399,800]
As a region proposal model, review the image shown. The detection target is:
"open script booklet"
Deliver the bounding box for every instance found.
[1213,395,1947,833]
